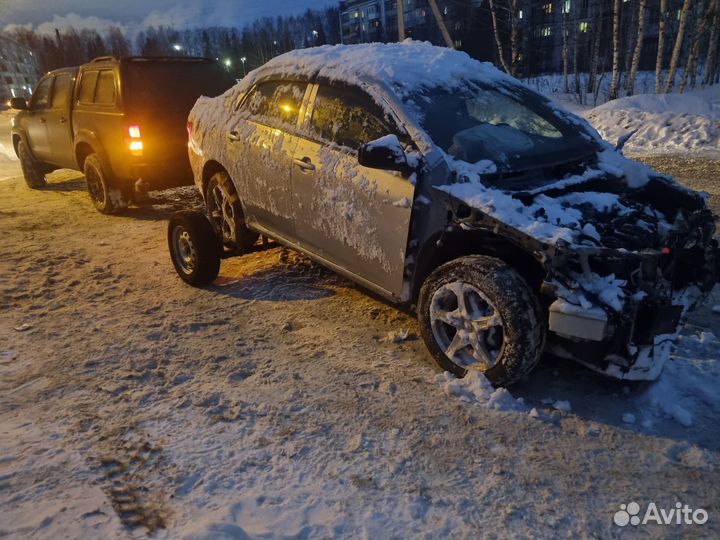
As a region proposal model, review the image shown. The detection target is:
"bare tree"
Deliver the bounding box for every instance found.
[562,3,570,93]
[489,0,512,74]
[589,2,604,94]
[626,0,647,95]
[609,0,622,99]
[655,0,668,93]
[573,0,581,96]
[703,1,720,85]
[664,0,693,93]
[679,0,717,92]
[510,0,520,75]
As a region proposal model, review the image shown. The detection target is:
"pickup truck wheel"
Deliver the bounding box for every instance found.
[418,255,546,387]
[168,210,222,286]
[206,171,258,254]
[84,153,129,214]
[17,140,47,189]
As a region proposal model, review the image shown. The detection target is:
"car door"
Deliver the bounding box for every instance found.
[44,72,75,169]
[24,76,53,161]
[227,80,309,241]
[291,83,416,297]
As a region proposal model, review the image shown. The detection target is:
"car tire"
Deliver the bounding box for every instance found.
[168,210,222,286]
[17,140,47,189]
[84,153,129,214]
[205,171,258,254]
[418,255,546,387]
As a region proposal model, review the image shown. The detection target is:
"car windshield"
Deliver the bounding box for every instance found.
[124,61,234,111]
[402,80,598,170]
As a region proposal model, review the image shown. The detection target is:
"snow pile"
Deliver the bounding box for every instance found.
[636,330,720,427]
[437,371,525,411]
[583,86,720,156]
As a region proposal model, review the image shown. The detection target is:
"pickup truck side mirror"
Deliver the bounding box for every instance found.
[358,134,410,173]
[9,97,27,110]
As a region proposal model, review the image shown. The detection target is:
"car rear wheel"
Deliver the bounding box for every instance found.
[205,171,258,254]
[84,153,129,214]
[418,255,546,387]
[17,140,47,189]
[168,210,222,286]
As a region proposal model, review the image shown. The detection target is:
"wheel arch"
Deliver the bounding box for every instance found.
[411,230,547,304]
[200,160,228,201]
[74,141,97,170]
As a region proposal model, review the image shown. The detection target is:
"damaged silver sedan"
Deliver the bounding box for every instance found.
[169,42,719,386]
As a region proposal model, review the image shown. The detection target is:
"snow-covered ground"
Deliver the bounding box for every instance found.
[2,94,720,539]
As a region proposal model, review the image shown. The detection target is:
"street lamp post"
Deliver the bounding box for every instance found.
[240,56,247,77]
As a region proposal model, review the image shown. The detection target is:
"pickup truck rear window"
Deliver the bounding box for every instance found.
[51,74,72,109]
[77,70,98,104]
[123,61,233,112]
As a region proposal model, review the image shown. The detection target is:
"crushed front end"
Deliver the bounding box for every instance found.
[543,199,719,380]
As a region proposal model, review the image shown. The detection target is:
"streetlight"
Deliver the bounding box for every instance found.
[172,43,183,51]
[240,56,247,77]
[223,58,232,72]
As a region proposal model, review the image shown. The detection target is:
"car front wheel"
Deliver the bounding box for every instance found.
[84,153,129,214]
[17,140,47,189]
[168,210,222,286]
[418,255,546,387]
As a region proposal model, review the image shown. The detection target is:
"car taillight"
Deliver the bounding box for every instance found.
[127,124,143,156]
[187,121,193,139]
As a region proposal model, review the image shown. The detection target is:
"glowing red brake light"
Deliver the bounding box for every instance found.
[186,122,193,139]
[128,125,141,138]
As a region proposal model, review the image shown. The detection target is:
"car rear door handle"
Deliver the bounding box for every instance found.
[293,157,315,171]
[227,130,240,142]
[59,116,67,123]
[39,117,46,124]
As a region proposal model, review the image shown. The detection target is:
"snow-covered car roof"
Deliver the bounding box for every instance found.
[249,40,514,95]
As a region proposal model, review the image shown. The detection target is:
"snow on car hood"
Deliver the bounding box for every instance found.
[436,145,676,248]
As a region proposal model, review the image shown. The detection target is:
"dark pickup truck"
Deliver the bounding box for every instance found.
[10,56,234,213]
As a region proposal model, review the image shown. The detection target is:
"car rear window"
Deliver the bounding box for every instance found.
[51,74,72,109]
[77,70,98,104]
[123,61,234,111]
[94,70,116,105]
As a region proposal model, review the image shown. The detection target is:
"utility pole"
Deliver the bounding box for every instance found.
[427,0,454,48]
[397,0,405,41]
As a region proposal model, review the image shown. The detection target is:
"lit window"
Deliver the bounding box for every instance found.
[518,9,523,19]
[541,26,553,37]
[564,0,571,13]
[579,21,589,32]
[543,3,553,14]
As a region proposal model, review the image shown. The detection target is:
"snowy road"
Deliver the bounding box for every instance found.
[1,144,719,538]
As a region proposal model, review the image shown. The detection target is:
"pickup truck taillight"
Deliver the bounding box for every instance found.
[128,124,143,156]
[186,122,193,139]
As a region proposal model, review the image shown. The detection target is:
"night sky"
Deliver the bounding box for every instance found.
[1,1,335,32]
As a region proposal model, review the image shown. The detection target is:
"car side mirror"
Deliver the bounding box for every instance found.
[358,135,410,173]
[9,97,27,110]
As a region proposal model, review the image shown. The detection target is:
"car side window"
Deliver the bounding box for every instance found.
[94,70,116,105]
[50,74,72,109]
[310,86,391,150]
[242,81,305,127]
[77,70,99,104]
[30,77,52,110]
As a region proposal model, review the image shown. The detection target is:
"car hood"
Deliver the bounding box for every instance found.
[435,146,712,253]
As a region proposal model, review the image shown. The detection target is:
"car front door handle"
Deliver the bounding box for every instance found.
[59,116,67,123]
[227,130,240,142]
[293,157,315,171]
[39,117,46,124]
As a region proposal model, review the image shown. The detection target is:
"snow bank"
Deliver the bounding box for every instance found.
[583,86,720,156]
